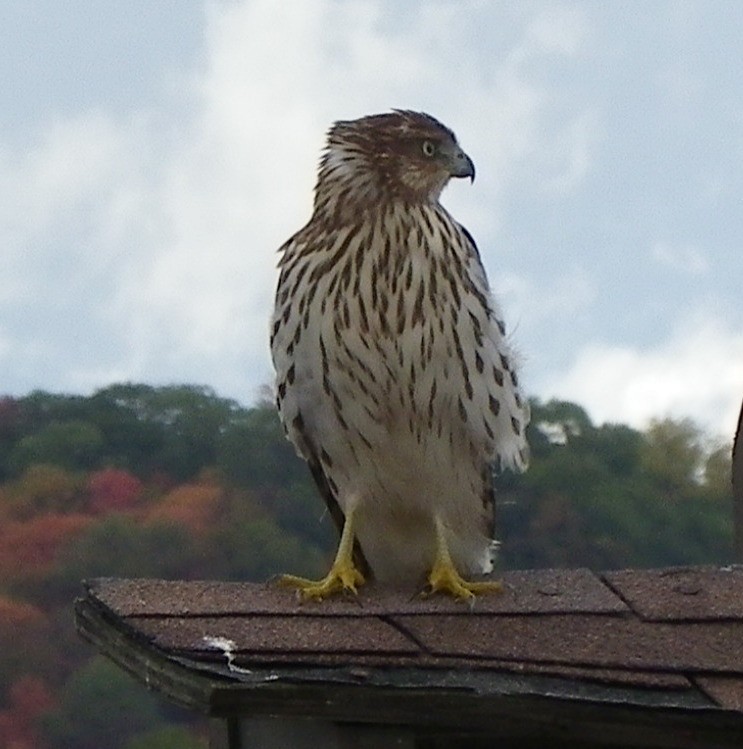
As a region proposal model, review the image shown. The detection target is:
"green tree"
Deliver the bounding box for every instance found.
[4,464,85,518]
[641,418,707,498]
[53,516,198,600]
[208,514,327,582]
[217,405,306,489]
[9,421,103,474]
[0,397,23,480]
[10,384,251,481]
[217,405,336,549]
[701,443,733,501]
[499,400,733,570]
[83,389,167,476]
[93,384,246,480]
[43,656,164,749]
[16,391,90,432]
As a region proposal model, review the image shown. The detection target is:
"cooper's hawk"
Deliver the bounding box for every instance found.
[270,110,529,601]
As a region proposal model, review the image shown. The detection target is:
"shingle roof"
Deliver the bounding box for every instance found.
[75,566,743,748]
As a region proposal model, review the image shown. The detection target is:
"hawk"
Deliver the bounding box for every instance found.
[270,110,529,601]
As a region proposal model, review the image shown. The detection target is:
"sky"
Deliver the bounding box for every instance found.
[1,0,742,440]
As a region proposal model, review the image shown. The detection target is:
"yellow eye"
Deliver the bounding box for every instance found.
[422,140,436,157]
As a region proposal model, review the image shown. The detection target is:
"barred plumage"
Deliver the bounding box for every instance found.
[270,110,528,597]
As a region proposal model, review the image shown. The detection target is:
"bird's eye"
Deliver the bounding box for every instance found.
[421,140,436,157]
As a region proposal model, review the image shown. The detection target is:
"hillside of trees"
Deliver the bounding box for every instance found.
[0,383,734,748]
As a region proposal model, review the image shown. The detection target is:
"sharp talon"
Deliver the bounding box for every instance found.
[276,504,364,601]
[275,563,365,601]
[426,515,503,603]
[425,560,503,603]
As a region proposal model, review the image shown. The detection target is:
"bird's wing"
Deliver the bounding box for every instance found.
[271,234,372,580]
[458,221,530,474]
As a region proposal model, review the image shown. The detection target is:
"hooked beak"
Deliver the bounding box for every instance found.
[449,148,475,182]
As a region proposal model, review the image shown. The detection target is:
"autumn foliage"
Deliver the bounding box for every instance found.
[0,596,44,630]
[0,676,55,749]
[3,465,83,520]
[144,481,222,535]
[87,468,143,515]
[0,383,733,748]
[0,514,93,581]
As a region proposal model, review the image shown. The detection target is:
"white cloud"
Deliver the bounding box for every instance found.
[0,112,124,225]
[543,315,743,439]
[0,111,128,299]
[651,241,710,275]
[1,0,596,401]
[513,4,588,62]
[540,110,601,194]
[498,267,598,327]
[1,0,740,446]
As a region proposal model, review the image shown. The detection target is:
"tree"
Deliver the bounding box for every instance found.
[15,391,89,430]
[144,481,222,535]
[208,514,327,582]
[9,421,104,475]
[701,444,733,501]
[55,516,198,591]
[43,657,164,749]
[9,384,251,481]
[0,598,52,703]
[499,401,733,570]
[533,399,593,432]
[0,675,55,749]
[217,405,307,489]
[641,418,707,498]
[4,464,85,519]
[216,405,336,548]
[87,468,143,514]
[0,397,23,480]
[83,389,168,476]
[0,514,92,582]
[93,384,245,480]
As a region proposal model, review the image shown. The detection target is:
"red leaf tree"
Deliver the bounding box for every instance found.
[86,468,143,515]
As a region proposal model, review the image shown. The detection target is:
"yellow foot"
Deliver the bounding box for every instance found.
[424,560,502,603]
[277,562,365,601]
[425,515,502,603]
[278,501,365,600]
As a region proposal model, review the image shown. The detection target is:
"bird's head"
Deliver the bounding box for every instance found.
[316,110,475,217]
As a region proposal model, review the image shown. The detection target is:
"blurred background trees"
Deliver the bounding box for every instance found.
[0,382,734,747]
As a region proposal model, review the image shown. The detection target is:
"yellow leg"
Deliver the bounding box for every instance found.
[277,504,365,600]
[424,515,502,602]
